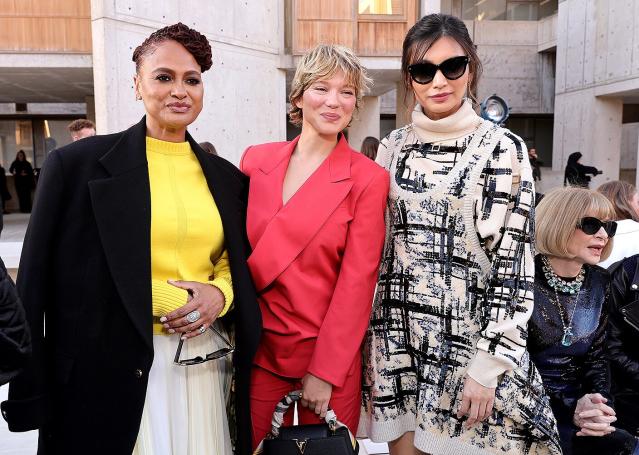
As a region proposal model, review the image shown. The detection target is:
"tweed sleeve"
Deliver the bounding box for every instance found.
[466,132,536,388]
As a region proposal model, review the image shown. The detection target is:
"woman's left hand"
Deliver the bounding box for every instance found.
[300,373,333,419]
[160,280,225,339]
[457,375,496,427]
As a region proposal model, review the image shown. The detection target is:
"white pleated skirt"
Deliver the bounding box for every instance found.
[133,324,233,455]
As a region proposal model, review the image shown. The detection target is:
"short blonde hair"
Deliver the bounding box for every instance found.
[536,187,616,260]
[288,44,372,127]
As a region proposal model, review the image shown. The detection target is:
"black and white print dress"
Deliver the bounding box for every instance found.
[361,101,561,455]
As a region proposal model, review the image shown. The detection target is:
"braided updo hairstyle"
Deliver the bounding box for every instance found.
[132,22,212,73]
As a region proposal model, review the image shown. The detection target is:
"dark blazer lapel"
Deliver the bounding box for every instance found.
[248,135,353,292]
[88,117,153,351]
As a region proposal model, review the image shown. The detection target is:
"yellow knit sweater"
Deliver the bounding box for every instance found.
[146,137,233,335]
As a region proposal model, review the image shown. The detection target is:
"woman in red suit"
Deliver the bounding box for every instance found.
[241,44,389,447]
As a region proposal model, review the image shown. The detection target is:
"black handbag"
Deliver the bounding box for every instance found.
[253,390,358,455]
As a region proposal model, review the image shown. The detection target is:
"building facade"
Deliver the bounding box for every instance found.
[1,0,637,192]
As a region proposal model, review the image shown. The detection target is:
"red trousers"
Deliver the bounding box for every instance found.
[250,365,362,449]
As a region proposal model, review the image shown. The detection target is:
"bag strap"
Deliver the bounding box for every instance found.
[252,390,357,455]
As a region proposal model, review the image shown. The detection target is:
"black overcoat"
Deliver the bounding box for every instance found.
[1,117,261,455]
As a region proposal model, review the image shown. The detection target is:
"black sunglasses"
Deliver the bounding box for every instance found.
[408,56,469,85]
[577,217,617,237]
[173,324,235,366]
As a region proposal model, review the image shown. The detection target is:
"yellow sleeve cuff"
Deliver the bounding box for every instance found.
[208,277,234,318]
[151,279,189,316]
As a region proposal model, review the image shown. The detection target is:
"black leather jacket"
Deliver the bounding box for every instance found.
[529,255,611,424]
[608,254,639,393]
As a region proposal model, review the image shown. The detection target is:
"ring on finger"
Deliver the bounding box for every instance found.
[186,310,201,323]
[198,324,207,334]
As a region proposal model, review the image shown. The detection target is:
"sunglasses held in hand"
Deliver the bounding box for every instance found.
[408,56,469,85]
[173,324,234,366]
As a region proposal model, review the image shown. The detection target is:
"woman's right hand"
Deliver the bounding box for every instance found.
[573,393,616,437]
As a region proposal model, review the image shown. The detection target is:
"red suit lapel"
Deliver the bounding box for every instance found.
[247,135,353,292]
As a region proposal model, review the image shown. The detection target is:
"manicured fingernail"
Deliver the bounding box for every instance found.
[160,317,167,323]
[163,324,169,328]
[181,335,187,340]
[168,329,175,334]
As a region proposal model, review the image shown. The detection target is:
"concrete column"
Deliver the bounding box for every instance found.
[396,81,412,129]
[349,96,380,152]
[85,96,96,124]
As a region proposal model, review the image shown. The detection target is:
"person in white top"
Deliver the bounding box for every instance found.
[597,181,639,268]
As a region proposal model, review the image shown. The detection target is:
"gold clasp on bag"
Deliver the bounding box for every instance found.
[292,438,307,454]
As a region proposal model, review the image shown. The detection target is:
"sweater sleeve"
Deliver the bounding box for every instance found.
[466,133,536,388]
[208,248,234,317]
[151,279,189,316]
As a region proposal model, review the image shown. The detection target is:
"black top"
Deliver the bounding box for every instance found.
[529,255,611,422]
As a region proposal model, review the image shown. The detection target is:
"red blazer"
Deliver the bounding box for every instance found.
[240,135,389,388]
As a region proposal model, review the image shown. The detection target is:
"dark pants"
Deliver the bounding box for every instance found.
[14,177,32,213]
[558,419,639,455]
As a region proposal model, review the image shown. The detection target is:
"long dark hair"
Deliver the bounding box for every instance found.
[401,14,482,109]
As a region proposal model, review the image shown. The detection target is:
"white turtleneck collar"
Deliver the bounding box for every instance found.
[411,99,482,144]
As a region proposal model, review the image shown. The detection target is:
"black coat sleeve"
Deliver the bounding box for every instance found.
[2,150,64,431]
[608,261,639,389]
[582,287,613,401]
[0,257,31,386]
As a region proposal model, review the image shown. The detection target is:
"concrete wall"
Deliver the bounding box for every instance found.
[463,20,556,115]
[91,0,287,165]
[553,0,639,182]
[621,122,639,169]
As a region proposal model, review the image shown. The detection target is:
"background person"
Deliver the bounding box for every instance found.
[360,135,379,160]
[361,13,560,455]
[1,23,260,455]
[597,180,639,268]
[199,141,218,155]
[529,147,543,181]
[67,119,96,142]
[9,150,33,213]
[564,151,602,188]
[241,44,388,449]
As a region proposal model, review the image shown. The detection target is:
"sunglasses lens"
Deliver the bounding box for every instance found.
[580,217,601,235]
[605,221,617,237]
[440,57,468,80]
[409,63,436,84]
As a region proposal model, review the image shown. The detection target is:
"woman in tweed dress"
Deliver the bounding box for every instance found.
[361,14,561,455]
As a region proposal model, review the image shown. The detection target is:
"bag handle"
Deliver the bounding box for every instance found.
[253,390,357,455]
[269,390,338,436]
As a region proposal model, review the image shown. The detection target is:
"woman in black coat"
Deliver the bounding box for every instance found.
[608,254,639,436]
[530,187,638,455]
[564,152,602,188]
[9,150,34,213]
[1,23,260,455]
